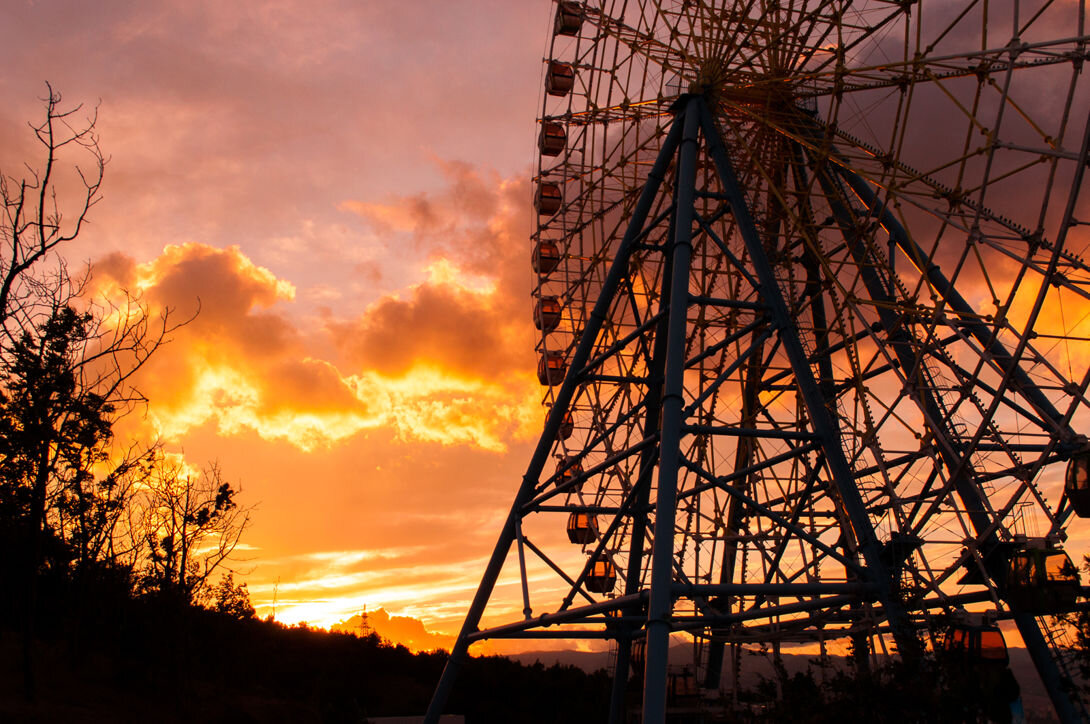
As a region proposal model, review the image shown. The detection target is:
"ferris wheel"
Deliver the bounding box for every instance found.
[430,1,1090,722]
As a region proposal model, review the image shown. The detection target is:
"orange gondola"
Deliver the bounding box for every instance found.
[537,350,566,386]
[630,636,646,675]
[586,557,617,593]
[554,2,583,36]
[539,121,567,156]
[668,668,699,702]
[945,622,1009,667]
[1005,547,1080,614]
[535,181,563,216]
[566,512,597,544]
[545,61,576,97]
[558,409,574,440]
[556,456,584,491]
[544,406,574,440]
[532,240,561,274]
[534,295,562,332]
[1066,450,1090,517]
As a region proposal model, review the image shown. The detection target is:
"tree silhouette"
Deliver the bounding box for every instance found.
[0,88,185,700]
[134,456,251,604]
[209,572,256,619]
[0,84,103,333]
[0,297,176,696]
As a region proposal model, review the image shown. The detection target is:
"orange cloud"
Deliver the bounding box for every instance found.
[89,162,541,455]
[331,608,456,652]
[78,162,559,644]
[332,271,526,380]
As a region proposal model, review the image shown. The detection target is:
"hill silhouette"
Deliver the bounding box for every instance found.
[0,596,611,723]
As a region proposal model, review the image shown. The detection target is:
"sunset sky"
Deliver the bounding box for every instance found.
[1,0,559,644]
[3,0,1090,658]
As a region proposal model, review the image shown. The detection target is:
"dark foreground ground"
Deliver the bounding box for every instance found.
[0,605,610,723]
[510,644,1061,721]
[0,602,1073,723]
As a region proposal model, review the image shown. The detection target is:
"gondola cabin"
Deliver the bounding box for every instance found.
[538,122,567,156]
[668,668,699,702]
[559,409,574,439]
[556,456,584,491]
[545,61,576,97]
[532,240,561,274]
[1005,548,1080,614]
[537,351,567,386]
[586,557,617,593]
[554,2,583,36]
[544,407,574,440]
[535,182,563,216]
[1066,451,1090,517]
[566,512,597,544]
[534,295,562,332]
[945,623,1008,667]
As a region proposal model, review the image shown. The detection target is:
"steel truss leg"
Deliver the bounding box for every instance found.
[799,135,1084,724]
[699,100,922,661]
[644,96,921,722]
[609,161,678,723]
[796,120,1067,434]
[641,94,704,724]
[422,110,688,724]
[1015,612,1083,724]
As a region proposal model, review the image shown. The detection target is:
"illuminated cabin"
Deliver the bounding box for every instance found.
[539,121,567,156]
[586,557,617,593]
[537,350,567,386]
[566,512,598,544]
[554,2,583,36]
[556,456,584,491]
[545,407,574,440]
[668,668,699,702]
[535,182,563,216]
[1004,547,1080,614]
[945,623,1008,667]
[545,61,576,97]
[532,240,561,274]
[1066,451,1090,517]
[534,295,562,332]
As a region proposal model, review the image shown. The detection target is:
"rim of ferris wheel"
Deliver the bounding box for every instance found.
[425,2,1090,723]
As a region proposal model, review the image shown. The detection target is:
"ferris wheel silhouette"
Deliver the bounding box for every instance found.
[428,2,1090,721]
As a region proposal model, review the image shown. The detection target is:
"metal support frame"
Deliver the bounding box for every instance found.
[799,130,1085,724]
[639,93,703,724]
[700,99,922,663]
[422,101,687,724]
[425,94,1085,724]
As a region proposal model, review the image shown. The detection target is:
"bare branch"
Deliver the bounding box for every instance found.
[0,84,105,331]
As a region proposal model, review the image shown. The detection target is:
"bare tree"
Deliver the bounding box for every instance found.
[0,86,191,700]
[0,83,104,334]
[134,456,252,604]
